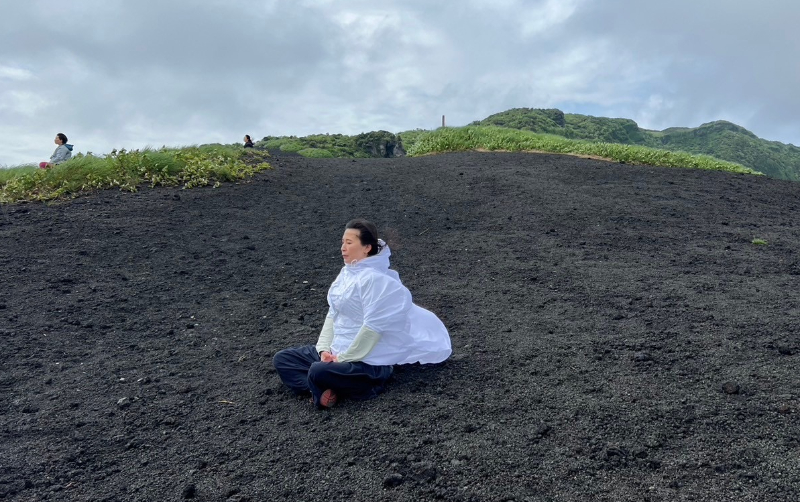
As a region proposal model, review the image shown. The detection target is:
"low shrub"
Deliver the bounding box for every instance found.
[407,126,761,175]
[1,145,271,203]
[298,148,334,158]
[277,141,306,153]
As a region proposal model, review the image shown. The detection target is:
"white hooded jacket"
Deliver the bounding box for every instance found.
[326,241,451,366]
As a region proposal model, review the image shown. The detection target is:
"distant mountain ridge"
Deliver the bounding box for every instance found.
[472,108,800,180]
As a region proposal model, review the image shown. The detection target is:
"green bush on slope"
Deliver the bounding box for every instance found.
[0,145,271,203]
[407,126,760,176]
[473,108,800,180]
[260,131,402,159]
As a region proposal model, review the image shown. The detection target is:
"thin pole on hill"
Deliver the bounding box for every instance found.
[442,115,446,128]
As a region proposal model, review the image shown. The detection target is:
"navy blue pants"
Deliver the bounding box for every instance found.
[273,345,393,406]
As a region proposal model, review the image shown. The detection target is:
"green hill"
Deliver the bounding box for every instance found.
[258,131,404,159]
[472,108,800,180]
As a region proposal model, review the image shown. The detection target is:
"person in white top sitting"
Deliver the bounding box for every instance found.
[273,219,452,408]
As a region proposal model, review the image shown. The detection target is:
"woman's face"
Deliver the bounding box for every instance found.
[54,135,63,145]
[341,228,371,264]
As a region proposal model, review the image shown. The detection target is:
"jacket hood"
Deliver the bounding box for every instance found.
[344,239,392,274]
[65,144,74,151]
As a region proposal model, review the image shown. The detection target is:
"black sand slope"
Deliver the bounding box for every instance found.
[2,152,799,501]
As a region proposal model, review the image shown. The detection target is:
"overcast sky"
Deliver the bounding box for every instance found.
[2,0,798,166]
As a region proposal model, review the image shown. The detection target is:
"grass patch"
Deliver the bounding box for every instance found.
[1,145,271,203]
[298,148,334,158]
[397,129,428,152]
[407,126,762,175]
[751,238,768,246]
[473,108,800,180]
[0,165,38,185]
[274,140,306,153]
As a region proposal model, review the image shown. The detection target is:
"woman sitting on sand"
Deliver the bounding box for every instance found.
[39,133,73,169]
[273,219,451,408]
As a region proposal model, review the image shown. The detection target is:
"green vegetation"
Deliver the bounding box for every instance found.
[396,129,428,152]
[263,138,306,153]
[752,238,768,246]
[0,166,38,186]
[473,108,650,144]
[4,107,784,203]
[407,126,760,175]
[0,145,271,203]
[297,148,335,158]
[255,109,791,179]
[472,108,800,180]
[259,131,404,158]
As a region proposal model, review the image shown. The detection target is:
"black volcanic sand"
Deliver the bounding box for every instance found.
[2,152,799,502]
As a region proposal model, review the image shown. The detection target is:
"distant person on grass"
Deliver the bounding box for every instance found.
[39,133,73,169]
[273,219,452,408]
[243,135,254,148]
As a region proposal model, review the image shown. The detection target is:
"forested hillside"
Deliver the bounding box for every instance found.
[473,108,800,180]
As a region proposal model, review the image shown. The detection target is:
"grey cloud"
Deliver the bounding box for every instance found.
[2,0,799,166]
[563,0,800,142]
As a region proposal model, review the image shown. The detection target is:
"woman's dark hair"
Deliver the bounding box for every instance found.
[56,133,68,144]
[345,218,383,256]
[244,135,252,142]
